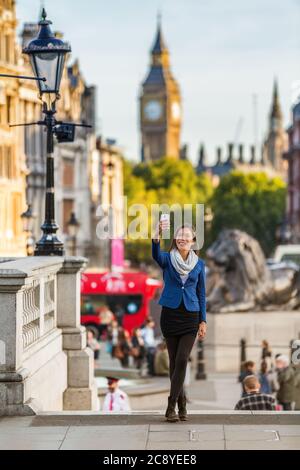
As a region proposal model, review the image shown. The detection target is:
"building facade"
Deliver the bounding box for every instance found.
[196,81,288,187]
[0,0,27,256]
[89,137,125,269]
[21,22,98,258]
[54,60,97,257]
[284,100,300,243]
[140,20,181,161]
[20,21,46,248]
[262,80,288,177]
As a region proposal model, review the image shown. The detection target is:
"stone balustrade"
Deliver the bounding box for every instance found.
[0,257,98,416]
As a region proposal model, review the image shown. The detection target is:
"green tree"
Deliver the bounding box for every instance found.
[210,170,286,256]
[123,157,213,264]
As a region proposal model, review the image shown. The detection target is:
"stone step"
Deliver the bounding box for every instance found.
[29,411,300,427]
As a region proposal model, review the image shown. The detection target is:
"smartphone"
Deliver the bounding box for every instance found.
[160,213,170,230]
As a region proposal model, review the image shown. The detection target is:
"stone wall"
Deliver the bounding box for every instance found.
[0,257,97,415]
[202,311,300,373]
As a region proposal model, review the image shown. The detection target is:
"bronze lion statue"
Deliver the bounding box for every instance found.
[206,229,300,312]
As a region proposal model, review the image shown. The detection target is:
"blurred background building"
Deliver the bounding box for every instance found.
[140,19,182,162]
[0,0,125,266]
[284,100,300,243]
[0,0,31,256]
[196,80,288,187]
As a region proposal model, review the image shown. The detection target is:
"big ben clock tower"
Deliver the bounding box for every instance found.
[140,19,182,161]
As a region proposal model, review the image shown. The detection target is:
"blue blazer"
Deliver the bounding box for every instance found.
[152,239,206,322]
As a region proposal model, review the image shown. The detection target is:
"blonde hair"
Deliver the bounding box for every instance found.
[243,375,260,391]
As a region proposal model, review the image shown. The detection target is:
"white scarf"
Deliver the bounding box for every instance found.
[170,247,199,276]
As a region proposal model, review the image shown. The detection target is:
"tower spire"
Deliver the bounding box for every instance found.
[151,14,167,56]
[271,78,282,121]
[157,10,162,29]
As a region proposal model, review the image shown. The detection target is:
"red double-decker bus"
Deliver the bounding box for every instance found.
[80,270,162,337]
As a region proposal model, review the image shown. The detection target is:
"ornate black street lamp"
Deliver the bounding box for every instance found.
[22,9,71,256]
[21,204,36,256]
[1,9,91,256]
[67,212,80,256]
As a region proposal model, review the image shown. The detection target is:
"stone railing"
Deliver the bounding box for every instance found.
[0,257,97,416]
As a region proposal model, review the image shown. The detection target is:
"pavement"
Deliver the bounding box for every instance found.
[0,413,300,450]
[1,343,299,450]
[96,340,242,411]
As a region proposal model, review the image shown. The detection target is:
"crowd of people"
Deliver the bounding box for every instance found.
[86,309,300,412]
[85,304,171,378]
[236,340,300,411]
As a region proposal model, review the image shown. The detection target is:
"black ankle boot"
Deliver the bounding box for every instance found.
[177,394,188,421]
[165,396,179,422]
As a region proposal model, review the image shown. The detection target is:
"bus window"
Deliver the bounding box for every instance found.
[81,294,142,316]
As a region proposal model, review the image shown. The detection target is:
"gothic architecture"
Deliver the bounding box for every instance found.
[196,81,288,186]
[262,80,288,175]
[284,100,300,243]
[140,19,181,161]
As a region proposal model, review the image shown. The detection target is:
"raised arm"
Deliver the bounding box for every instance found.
[152,239,168,269]
[151,221,168,269]
[196,261,206,323]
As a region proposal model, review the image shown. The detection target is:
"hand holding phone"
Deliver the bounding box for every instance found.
[160,213,170,231]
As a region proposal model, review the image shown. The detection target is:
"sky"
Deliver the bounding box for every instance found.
[16,0,300,165]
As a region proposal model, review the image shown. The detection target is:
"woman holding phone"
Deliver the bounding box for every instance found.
[152,218,207,422]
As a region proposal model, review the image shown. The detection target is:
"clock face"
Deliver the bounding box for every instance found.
[172,102,181,120]
[144,100,162,121]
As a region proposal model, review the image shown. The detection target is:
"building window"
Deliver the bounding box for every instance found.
[0,147,3,177]
[6,96,12,124]
[0,146,14,179]
[5,35,10,63]
[12,193,21,237]
[63,159,75,188]
[63,199,74,233]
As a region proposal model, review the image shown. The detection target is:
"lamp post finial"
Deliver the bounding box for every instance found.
[41,8,47,21]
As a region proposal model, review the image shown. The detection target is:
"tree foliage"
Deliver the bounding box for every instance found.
[210,170,286,256]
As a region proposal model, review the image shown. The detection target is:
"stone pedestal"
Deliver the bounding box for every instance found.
[202,311,300,373]
[0,257,66,415]
[0,256,98,416]
[57,258,98,411]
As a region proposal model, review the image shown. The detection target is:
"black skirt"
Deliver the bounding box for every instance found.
[160,299,199,338]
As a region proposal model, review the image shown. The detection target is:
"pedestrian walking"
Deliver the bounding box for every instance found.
[98,305,114,340]
[234,375,276,411]
[131,327,146,371]
[106,320,120,358]
[154,342,169,376]
[261,340,273,371]
[141,318,156,376]
[258,360,272,395]
[293,365,300,411]
[238,361,256,397]
[86,329,101,361]
[114,328,132,368]
[152,219,206,422]
[275,355,295,410]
